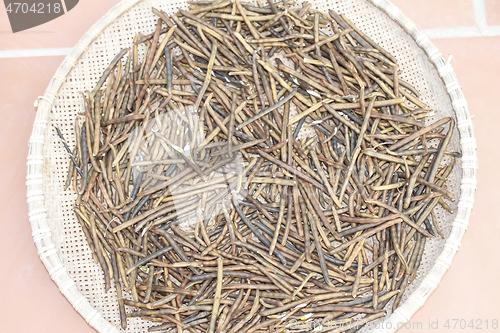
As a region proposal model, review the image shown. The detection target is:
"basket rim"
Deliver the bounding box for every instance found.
[26,0,478,332]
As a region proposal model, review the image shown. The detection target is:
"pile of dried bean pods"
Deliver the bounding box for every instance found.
[63,1,458,331]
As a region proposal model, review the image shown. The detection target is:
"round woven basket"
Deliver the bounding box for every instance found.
[26,0,477,332]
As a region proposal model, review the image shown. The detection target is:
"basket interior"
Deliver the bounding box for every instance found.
[41,0,462,331]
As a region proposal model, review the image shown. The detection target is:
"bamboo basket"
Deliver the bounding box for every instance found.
[26,0,477,332]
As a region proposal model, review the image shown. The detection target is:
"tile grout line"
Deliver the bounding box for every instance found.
[0,47,73,59]
[61,0,69,13]
[424,26,500,39]
[472,0,488,31]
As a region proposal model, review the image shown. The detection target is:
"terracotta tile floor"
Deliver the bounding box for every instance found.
[0,0,118,50]
[391,0,475,29]
[485,0,500,26]
[1,1,498,332]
